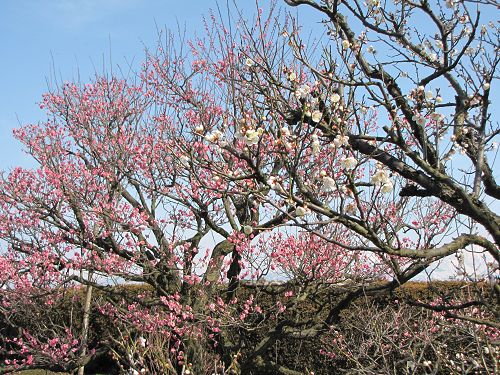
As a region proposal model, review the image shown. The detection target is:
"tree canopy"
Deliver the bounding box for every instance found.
[0,1,498,373]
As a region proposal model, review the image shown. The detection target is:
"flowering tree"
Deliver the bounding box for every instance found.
[0,0,498,373]
[280,0,499,315]
[320,297,499,374]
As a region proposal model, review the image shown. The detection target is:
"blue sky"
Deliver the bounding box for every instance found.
[0,0,188,167]
[0,0,315,168]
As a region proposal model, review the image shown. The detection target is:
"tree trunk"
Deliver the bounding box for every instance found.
[78,277,93,375]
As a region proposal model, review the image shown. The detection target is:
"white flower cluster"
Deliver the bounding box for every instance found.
[138,336,146,347]
[330,93,341,104]
[267,176,284,193]
[333,134,349,147]
[295,84,311,99]
[205,130,224,143]
[371,168,393,193]
[281,126,291,137]
[244,128,263,145]
[311,133,321,156]
[342,156,357,170]
[322,176,336,191]
[311,110,322,123]
[278,126,294,151]
[320,170,336,192]
[236,124,264,146]
[412,114,427,127]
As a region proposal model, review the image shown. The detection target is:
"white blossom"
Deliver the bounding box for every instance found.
[311,134,321,155]
[281,126,291,137]
[412,114,427,127]
[465,47,475,56]
[311,110,322,123]
[138,336,146,347]
[267,176,283,191]
[312,142,321,155]
[330,93,341,103]
[343,156,358,170]
[195,125,204,133]
[245,58,255,67]
[333,134,349,147]
[483,82,490,90]
[341,39,350,49]
[371,169,390,185]
[205,130,223,142]
[366,45,376,54]
[243,225,253,235]
[321,176,336,192]
[295,84,311,99]
[244,129,260,145]
[381,181,393,193]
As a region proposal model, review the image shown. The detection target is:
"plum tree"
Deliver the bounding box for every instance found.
[0,0,498,373]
